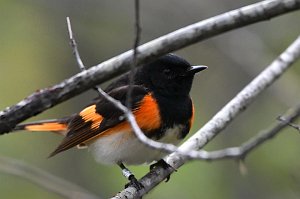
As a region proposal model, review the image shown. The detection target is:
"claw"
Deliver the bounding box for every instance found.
[149,159,174,182]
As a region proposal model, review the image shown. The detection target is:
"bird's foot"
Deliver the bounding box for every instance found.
[149,159,175,182]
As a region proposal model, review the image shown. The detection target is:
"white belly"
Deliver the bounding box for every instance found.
[89,125,183,165]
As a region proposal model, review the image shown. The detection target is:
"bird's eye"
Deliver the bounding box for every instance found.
[163,68,171,75]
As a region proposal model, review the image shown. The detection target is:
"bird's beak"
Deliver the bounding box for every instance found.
[186,65,208,75]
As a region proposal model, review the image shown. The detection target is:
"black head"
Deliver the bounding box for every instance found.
[136,54,207,97]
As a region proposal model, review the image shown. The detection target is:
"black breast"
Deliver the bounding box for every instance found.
[148,94,193,140]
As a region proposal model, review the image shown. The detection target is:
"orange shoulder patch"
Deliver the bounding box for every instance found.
[189,103,195,128]
[79,105,103,129]
[134,94,161,131]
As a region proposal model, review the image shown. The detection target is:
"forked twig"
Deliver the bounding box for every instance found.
[278,116,300,133]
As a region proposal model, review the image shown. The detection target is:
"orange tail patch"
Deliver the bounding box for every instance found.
[25,123,68,132]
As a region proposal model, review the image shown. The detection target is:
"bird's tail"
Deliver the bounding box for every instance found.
[14,118,70,136]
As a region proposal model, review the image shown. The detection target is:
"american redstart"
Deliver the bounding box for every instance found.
[13,54,207,188]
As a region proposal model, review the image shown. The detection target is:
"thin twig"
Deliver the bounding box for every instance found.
[112,34,300,198]
[1,0,299,134]
[126,0,141,109]
[66,17,103,96]
[133,0,141,55]
[0,156,99,199]
[278,116,300,132]
[66,17,85,71]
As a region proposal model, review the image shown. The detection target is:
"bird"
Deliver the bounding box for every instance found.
[13,54,207,189]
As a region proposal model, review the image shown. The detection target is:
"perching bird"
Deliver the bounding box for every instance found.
[13,54,207,189]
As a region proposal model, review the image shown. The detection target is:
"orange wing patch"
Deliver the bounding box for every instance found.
[79,105,103,129]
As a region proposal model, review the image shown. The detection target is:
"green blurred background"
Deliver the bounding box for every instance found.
[0,0,300,198]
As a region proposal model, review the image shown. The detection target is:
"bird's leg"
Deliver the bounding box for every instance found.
[118,163,144,190]
[149,159,175,182]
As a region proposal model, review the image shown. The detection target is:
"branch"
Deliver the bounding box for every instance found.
[278,116,300,132]
[112,34,300,198]
[0,156,99,199]
[1,0,299,133]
